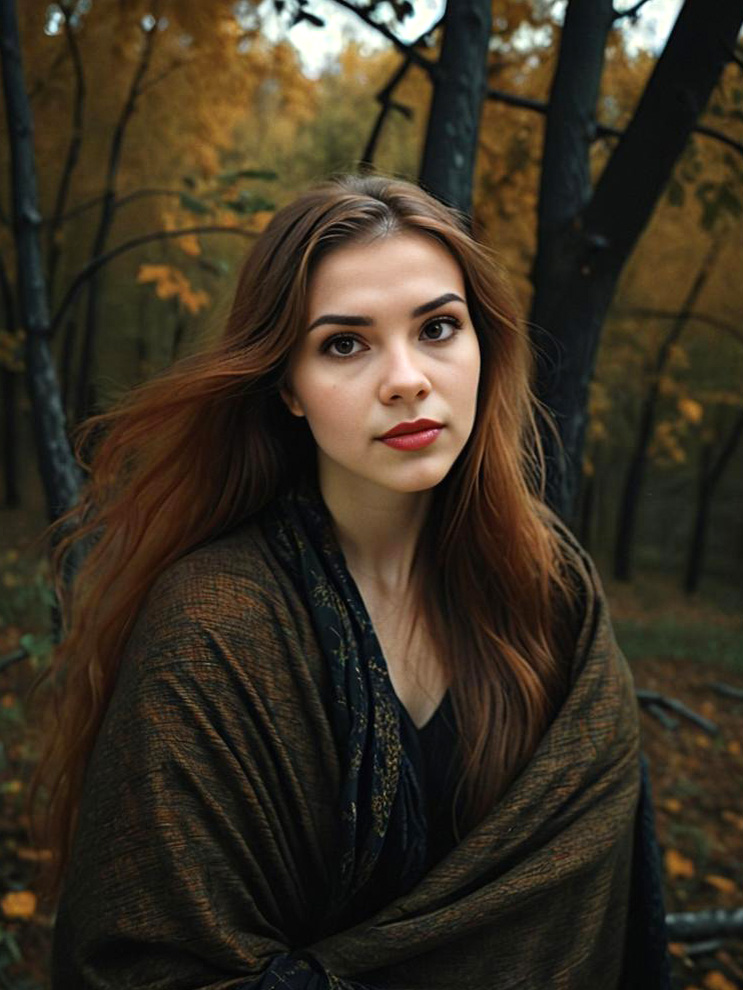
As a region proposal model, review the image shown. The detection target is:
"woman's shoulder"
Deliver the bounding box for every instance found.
[127,516,315,667]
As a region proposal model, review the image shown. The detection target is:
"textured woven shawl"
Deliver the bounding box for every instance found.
[51,475,657,989]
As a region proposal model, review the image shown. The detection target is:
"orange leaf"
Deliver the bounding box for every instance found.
[663,798,682,814]
[677,398,704,424]
[137,264,172,285]
[178,233,201,257]
[704,973,737,990]
[1,890,36,919]
[665,848,695,880]
[727,741,741,756]
[15,846,52,862]
[247,209,274,233]
[704,875,737,895]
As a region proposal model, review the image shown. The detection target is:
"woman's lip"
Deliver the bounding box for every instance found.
[379,427,443,451]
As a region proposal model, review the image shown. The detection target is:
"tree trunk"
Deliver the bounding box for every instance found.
[73,17,159,425]
[0,0,83,525]
[685,442,712,595]
[684,407,743,594]
[613,232,724,581]
[418,0,492,215]
[528,0,616,519]
[529,0,743,524]
[0,254,19,507]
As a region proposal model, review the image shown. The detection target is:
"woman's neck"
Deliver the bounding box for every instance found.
[318,469,432,599]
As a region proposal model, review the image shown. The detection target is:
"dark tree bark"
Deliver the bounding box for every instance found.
[613,233,724,581]
[418,0,492,215]
[529,0,743,523]
[0,252,19,506]
[684,407,743,594]
[528,0,616,518]
[46,4,86,301]
[0,0,83,525]
[74,13,160,425]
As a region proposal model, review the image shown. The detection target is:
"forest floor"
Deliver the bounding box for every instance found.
[605,570,743,990]
[0,536,741,989]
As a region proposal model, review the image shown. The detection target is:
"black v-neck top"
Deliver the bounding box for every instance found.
[397,690,463,870]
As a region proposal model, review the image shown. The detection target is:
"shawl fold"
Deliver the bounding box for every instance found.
[51,478,670,989]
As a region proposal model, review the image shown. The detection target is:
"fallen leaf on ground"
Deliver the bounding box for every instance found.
[704,874,737,894]
[721,810,743,829]
[704,973,736,990]
[665,848,695,879]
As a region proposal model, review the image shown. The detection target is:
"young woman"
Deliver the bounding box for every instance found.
[32,173,670,989]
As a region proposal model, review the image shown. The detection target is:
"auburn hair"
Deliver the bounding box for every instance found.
[27,172,581,906]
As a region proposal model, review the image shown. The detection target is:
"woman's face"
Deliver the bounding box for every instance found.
[281,232,481,498]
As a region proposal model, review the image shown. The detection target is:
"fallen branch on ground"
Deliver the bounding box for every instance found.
[636,689,719,734]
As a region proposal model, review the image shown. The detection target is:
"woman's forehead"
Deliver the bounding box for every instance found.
[306,233,466,310]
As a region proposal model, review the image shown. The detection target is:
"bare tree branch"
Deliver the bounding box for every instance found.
[28,47,68,103]
[360,16,443,169]
[328,0,436,73]
[666,908,743,940]
[43,186,187,226]
[137,56,189,96]
[693,121,743,157]
[46,4,86,298]
[487,88,743,158]
[610,306,743,347]
[50,224,257,339]
[612,0,656,22]
[76,6,164,421]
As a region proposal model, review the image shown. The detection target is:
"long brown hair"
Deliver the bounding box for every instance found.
[28,172,581,905]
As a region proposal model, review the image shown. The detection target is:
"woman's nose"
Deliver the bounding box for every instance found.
[378,345,431,403]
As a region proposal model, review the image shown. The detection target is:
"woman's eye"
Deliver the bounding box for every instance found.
[320,316,462,359]
[322,335,364,358]
[421,316,462,341]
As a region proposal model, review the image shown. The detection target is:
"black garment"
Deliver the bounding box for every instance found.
[398,691,463,871]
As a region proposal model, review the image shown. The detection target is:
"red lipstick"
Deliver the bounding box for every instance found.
[378,418,443,439]
[378,418,444,451]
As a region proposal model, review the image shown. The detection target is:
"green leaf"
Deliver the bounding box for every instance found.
[225,191,275,214]
[216,169,278,184]
[179,193,211,215]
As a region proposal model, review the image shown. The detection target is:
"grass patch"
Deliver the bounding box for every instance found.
[613,617,743,674]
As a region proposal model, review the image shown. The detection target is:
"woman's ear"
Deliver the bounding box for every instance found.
[279,384,305,418]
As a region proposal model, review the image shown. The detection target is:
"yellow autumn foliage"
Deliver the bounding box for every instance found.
[1,890,36,920]
[677,397,704,424]
[137,264,210,315]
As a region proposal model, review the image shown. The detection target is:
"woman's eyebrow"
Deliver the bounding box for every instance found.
[306,292,466,333]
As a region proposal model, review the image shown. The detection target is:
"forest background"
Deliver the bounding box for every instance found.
[0,0,742,987]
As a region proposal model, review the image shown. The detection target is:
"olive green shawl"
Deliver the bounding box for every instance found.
[52,479,643,989]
